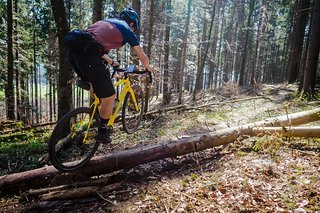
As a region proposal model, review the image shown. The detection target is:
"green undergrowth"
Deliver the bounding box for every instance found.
[0,140,47,175]
[0,130,35,143]
[0,122,51,175]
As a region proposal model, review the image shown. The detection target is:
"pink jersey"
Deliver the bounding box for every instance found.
[86,18,140,52]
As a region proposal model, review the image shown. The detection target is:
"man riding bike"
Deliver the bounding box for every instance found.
[64,8,153,144]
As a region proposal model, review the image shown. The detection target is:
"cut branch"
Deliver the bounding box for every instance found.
[27,176,111,197]
[40,182,122,201]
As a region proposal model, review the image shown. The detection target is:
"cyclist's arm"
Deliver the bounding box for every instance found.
[132,46,153,72]
[102,54,120,67]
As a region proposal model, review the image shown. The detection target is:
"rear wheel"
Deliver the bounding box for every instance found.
[48,107,100,172]
[122,85,144,133]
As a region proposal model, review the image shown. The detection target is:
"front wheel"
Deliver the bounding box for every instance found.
[48,107,100,172]
[122,85,144,134]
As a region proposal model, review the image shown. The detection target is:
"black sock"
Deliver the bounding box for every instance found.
[100,117,109,133]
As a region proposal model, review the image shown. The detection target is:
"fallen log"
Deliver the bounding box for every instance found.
[27,176,111,197]
[40,182,122,201]
[252,126,320,137]
[1,107,320,194]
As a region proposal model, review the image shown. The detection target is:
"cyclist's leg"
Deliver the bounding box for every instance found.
[99,94,116,120]
[73,50,115,143]
[89,67,116,144]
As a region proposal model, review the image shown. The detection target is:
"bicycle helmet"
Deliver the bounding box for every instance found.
[119,8,140,31]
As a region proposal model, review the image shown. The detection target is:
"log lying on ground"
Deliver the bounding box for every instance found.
[1,107,320,194]
[27,176,111,197]
[252,126,320,137]
[40,182,122,201]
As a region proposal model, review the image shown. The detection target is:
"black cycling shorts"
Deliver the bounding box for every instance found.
[65,30,115,98]
[71,50,115,98]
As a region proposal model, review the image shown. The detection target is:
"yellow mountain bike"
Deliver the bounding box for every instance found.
[48,65,152,172]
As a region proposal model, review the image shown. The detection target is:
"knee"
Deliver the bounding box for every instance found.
[100,94,116,103]
[108,93,116,100]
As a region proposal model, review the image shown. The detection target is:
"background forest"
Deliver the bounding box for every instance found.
[0,0,320,124]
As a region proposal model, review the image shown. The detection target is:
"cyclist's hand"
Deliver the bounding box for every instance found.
[145,66,154,73]
[112,61,120,68]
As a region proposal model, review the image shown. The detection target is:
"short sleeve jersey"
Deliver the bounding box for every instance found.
[86,18,140,52]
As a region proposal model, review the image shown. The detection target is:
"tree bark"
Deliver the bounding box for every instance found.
[40,183,122,201]
[251,2,268,86]
[1,107,320,194]
[33,29,39,123]
[239,0,255,86]
[302,0,320,95]
[223,2,235,83]
[162,0,172,105]
[50,0,73,120]
[233,0,245,83]
[252,126,320,137]
[288,0,310,83]
[6,0,15,120]
[14,0,20,121]
[193,1,216,99]
[144,0,155,113]
[178,0,192,105]
[216,1,225,88]
[93,0,104,23]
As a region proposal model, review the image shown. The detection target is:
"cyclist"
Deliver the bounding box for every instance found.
[65,8,153,144]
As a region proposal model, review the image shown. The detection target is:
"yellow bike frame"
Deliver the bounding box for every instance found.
[82,77,139,142]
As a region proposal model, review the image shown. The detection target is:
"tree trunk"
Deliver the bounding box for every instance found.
[288,0,310,83]
[193,1,216,99]
[252,126,320,137]
[93,0,104,23]
[216,1,225,87]
[1,107,320,194]
[6,0,15,120]
[194,7,208,95]
[298,32,309,91]
[178,0,192,105]
[162,0,172,106]
[239,0,255,86]
[209,4,220,89]
[302,0,320,96]
[234,0,245,83]
[14,0,20,121]
[144,0,155,113]
[50,0,73,120]
[223,2,235,83]
[33,29,39,124]
[251,2,267,86]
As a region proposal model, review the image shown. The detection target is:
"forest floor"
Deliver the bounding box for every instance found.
[0,83,320,212]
